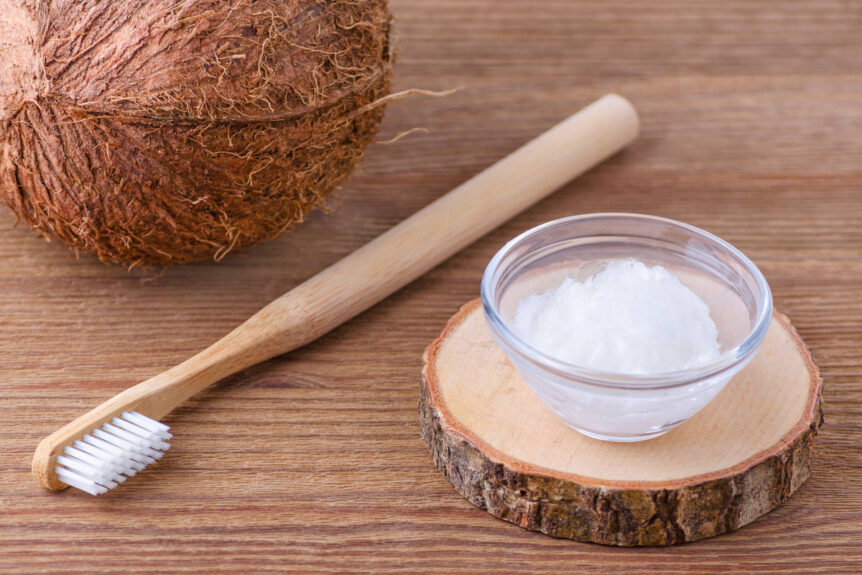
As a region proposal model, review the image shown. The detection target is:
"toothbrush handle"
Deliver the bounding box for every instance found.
[190,93,638,385]
[35,94,637,489]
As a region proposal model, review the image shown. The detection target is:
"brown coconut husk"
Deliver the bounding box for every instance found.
[0,0,393,266]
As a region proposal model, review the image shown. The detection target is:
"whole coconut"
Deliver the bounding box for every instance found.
[0,0,392,265]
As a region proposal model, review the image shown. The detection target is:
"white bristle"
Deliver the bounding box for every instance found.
[55,411,170,496]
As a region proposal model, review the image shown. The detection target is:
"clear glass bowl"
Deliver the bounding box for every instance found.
[481,213,773,442]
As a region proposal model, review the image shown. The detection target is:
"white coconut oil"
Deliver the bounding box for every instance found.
[512,259,721,375]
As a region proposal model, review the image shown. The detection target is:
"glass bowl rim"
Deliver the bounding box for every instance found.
[480,212,773,390]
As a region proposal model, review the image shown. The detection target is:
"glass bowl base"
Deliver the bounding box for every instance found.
[571,426,674,443]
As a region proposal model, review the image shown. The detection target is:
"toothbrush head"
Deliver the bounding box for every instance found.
[51,411,172,495]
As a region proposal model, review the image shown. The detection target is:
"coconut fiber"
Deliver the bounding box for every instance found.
[0,0,392,265]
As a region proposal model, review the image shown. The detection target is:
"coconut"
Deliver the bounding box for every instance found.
[0,0,392,266]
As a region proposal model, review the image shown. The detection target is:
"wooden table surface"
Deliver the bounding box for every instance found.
[2,1,861,573]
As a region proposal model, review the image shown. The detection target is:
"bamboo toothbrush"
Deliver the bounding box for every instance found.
[33,94,639,494]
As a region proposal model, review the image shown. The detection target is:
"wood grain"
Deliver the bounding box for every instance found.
[1,0,860,572]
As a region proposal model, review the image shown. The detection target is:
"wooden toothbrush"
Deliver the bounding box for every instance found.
[32,94,639,494]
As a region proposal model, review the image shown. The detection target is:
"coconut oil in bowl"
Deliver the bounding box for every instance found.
[481,213,773,442]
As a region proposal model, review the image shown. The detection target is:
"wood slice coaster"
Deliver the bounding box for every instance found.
[419,299,823,546]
